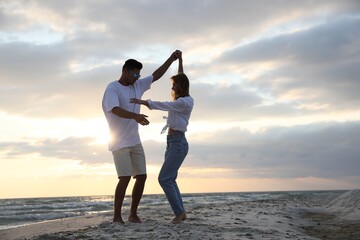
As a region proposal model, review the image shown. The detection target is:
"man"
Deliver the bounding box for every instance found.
[102,50,181,224]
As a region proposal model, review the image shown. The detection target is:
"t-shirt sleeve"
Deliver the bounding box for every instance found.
[136,75,153,93]
[102,85,119,113]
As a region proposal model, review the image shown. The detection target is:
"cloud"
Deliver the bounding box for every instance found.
[1,1,359,121]
[217,16,360,113]
[186,121,360,179]
[0,137,112,164]
[1,121,359,180]
[1,0,360,193]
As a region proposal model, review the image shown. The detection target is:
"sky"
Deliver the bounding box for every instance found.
[1,0,359,198]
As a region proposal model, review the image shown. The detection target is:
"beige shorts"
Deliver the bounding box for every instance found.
[112,144,146,178]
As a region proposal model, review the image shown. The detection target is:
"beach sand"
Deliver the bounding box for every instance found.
[302,189,360,240]
[1,190,359,240]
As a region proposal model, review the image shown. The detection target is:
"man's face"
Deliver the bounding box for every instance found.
[126,69,141,85]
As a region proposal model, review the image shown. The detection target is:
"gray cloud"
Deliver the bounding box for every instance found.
[1,1,359,120]
[0,137,112,164]
[185,121,360,179]
[219,16,360,111]
[1,121,359,180]
[221,17,360,63]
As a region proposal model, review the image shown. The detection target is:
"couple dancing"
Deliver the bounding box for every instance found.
[102,50,194,224]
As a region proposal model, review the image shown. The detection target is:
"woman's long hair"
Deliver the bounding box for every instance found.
[171,73,190,100]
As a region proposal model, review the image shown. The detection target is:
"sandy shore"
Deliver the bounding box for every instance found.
[1,190,359,240]
[302,190,360,240]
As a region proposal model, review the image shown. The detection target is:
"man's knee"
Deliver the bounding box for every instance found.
[118,176,131,184]
[135,174,147,182]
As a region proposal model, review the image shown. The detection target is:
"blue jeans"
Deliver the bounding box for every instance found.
[158,133,188,215]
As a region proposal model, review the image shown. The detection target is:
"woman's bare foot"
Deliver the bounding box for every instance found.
[172,212,187,224]
[128,214,142,223]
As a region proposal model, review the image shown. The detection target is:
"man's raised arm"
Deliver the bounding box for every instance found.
[152,50,181,82]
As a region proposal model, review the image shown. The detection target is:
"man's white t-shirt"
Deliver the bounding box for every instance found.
[102,76,153,151]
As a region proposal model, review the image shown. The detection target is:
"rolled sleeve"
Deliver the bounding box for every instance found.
[147,99,186,112]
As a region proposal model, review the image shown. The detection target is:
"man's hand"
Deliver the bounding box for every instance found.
[171,50,182,61]
[152,50,182,82]
[177,51,182,60]
[134,114,149,126]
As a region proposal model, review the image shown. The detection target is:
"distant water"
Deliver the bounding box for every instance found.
[0,191,344,230]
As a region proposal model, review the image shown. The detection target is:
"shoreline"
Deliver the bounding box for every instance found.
[0,213,111,240]
[0,190,358,240]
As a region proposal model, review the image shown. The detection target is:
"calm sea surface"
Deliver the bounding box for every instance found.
[0,191,342,230]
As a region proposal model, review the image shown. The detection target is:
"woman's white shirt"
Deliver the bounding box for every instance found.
[147,96,194,133]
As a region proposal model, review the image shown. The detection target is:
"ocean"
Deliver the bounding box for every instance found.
[0,191,344,231]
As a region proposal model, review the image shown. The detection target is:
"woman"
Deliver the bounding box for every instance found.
[130,52,194,223]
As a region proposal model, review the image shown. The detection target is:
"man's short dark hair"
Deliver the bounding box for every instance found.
[123,59,143,71]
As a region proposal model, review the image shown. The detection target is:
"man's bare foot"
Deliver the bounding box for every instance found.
[128,214,142,223]
[113,218,125,224]
[172,212,187,224]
